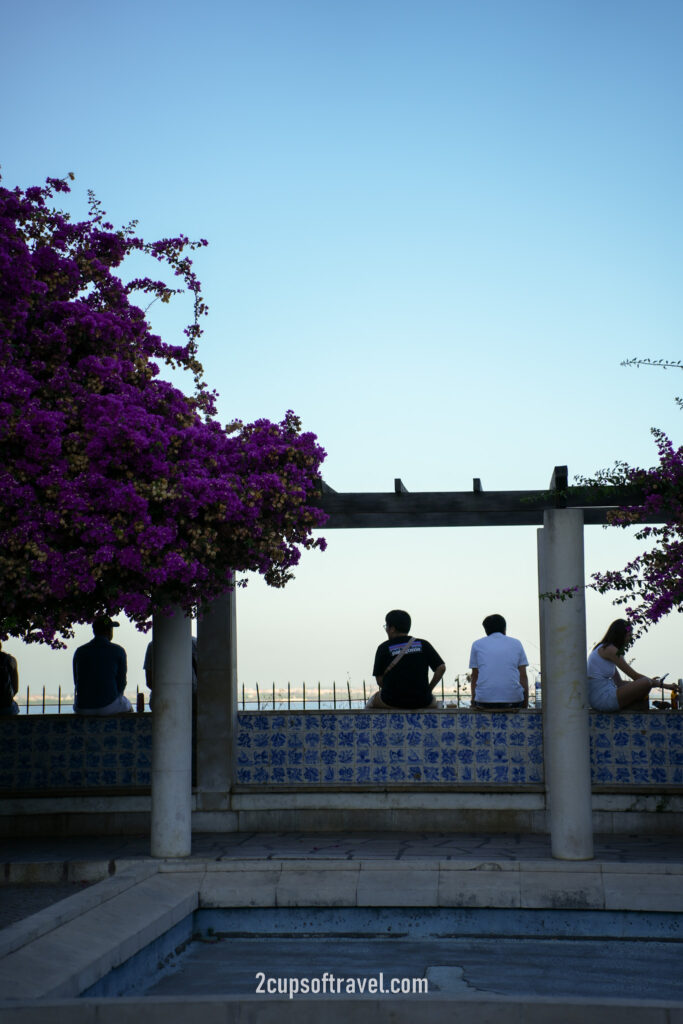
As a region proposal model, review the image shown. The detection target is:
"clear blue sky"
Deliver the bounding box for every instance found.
[3,0,682,700]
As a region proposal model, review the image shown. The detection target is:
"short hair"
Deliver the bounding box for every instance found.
[483,614,506,636]
[385,609,411,633]
[598,618,631,653]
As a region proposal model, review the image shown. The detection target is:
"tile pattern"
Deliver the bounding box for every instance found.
[0,715,152,791]
[590,712,683,785]
[1,710,681,791]
[235,711,544,786]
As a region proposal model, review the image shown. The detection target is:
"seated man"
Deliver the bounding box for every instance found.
[368,609,445,710]
[0,641,19,715]
[469,614,528,709]
[144,635,197,710]
[73,616,132,715]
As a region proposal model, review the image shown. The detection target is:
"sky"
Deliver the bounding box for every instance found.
[2,0,682,704]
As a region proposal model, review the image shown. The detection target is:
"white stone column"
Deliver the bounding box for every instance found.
[537,528,548,686]
[536,524,551,787]
[196,589,237,808]
[151,605,193,858]
[536,528,548,715]
[542,508,594,860]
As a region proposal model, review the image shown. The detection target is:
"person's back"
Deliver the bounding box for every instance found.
[369,610,446,710]
[73,616,131,715]
[469,614,528,709]
[0,644,19,715]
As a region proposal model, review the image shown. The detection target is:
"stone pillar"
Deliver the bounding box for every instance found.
[151,605,192,858]
[196,589,237,809]
[541,508,594,860]
[537,527,548,705]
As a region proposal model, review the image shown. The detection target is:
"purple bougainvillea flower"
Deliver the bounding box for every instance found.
[0,176,327,647]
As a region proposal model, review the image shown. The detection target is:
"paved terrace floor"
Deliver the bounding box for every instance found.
[2,830,683,928]
[2,832,683,1021]
[3,829,683,869]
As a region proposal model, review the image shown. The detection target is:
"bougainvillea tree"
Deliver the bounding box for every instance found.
[571,360,683,636]
[576,427,683,636]
[0,175,327,647]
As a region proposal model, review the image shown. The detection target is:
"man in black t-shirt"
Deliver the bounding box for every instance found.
[368,609,446,710]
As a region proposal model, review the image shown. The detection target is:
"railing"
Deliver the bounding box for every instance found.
[17,673,565,714]
[18,685,148,715]
[242,676,477,710]
[18,679,479,714]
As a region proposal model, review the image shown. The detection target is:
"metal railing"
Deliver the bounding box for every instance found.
[242,676,477,710]
[17,674,560,714]
[18,685,148,715]
[18,679,477,714]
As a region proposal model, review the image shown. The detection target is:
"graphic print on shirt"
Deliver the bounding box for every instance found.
[389,641,422,656]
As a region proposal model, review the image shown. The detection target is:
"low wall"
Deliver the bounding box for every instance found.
[2,709,681,794]
[590,711,683,786]
[235,711,544,787]
[0,715,153,794]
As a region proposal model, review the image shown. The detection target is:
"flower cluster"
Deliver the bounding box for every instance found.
[587,428,683,635]
[0,176,327,646]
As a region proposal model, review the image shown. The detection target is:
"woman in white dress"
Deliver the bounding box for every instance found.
[587,619,657,711]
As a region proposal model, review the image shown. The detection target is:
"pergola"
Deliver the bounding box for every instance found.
[150,468,659,862]
[319,466,653,528]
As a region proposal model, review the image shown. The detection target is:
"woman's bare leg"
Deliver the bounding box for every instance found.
[616,677,653,710]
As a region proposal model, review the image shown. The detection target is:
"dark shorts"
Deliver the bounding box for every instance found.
[368,691,439,710]
[474,700,525,710]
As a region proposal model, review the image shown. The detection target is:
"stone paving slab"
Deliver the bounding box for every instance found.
[0,882,95,932]
[186,859,683,912]
[0,871,201,1000]
[0,863,159,956]
[3,830,683,869]
[0,995,681,1023]
[2,832,681,936]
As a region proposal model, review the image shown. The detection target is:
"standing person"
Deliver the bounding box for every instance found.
[587,619,658,711]
[143,636,197,710]
[469,614,529,710]
[0,641,19,715]
[367,609,446,710]
[73,616,132,715]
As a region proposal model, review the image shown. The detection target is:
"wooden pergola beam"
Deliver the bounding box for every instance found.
[317,469,658,529]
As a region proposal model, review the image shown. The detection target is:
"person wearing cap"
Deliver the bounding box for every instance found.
[72,616,132,715]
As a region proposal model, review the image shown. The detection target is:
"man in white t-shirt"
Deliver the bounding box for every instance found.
[469,614,529,709]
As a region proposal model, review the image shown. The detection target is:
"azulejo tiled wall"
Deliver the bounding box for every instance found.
[235,710,683,788]
[0,715,152,792]
[1,709,681,793]
[590,713,683,786]
[235,711,544,786]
